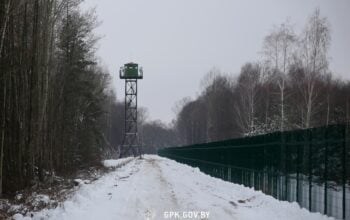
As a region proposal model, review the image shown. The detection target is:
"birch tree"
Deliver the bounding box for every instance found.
[298,8,331,128]
[234,63,261,135]
[262,21,296,131]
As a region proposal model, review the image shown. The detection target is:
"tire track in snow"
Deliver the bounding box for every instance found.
[146,158,179,209]
[115,157,181,220]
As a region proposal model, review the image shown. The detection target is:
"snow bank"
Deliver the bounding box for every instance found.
[12,155,334,220]
[102,157,133,168]
[153,155,334,220]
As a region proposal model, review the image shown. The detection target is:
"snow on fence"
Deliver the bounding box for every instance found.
[158,124,350,220]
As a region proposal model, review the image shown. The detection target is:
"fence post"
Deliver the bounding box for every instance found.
[263,143,266,193]
[308,129,312,211]
[297,140,300,203]
[324,127,328,215]
[284,132,289,201]
[228,167,231,182]
[342,124,346,220]
[280,132,286,200]
[228,148,232,182]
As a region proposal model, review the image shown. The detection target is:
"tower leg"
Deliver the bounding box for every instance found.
[120,79,141,157]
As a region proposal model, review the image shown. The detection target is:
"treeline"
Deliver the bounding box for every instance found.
[120,9,350,151]
[0,0,115,196]
[173,9,350,145]
[103,102,178,156]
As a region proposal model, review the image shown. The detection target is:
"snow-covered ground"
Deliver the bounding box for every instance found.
[13,155,334,220]
[102,157,134,168]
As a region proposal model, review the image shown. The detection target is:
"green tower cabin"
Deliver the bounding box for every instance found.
[119,62,143,157]
[119,62,143,79]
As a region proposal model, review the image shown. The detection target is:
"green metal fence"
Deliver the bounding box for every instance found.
[158,124,350,220]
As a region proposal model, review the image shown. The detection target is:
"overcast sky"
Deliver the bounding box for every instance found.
[81,0,350,124]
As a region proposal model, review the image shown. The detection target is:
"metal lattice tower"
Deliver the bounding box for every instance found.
[119,63,143,157]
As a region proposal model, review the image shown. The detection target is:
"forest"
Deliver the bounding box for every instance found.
[0,0,119,196]
[169,8,350,145]
[0,0,349,199]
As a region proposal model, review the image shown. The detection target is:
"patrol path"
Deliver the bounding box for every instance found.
[14,156,333,220]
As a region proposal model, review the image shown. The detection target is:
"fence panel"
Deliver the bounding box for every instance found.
[158,124,349,220]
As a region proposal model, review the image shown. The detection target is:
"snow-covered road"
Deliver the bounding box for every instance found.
[14,155,334,220]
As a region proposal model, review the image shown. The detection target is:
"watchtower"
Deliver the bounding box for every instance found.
[119,62,143,157]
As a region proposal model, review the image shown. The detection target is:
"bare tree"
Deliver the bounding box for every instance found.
[200,67,221,142]
[262,21,296,131]
[234,63,261,135]
[263,21,296,73]
[138,107,149,147]
[298,8,331,128]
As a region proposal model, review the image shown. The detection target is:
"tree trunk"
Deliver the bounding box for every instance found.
[0,68,7,197]
[0,0,11,59]
[280,79,285,131]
